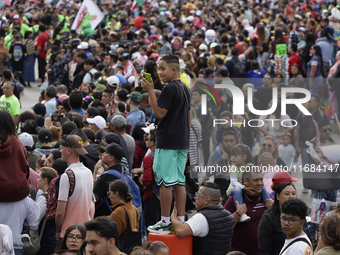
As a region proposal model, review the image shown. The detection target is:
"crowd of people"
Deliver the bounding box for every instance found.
[1,0,340,254]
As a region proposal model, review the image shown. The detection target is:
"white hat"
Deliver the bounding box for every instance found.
[77,41,89,50]
[86,116,106,130]
[160,0,166,5]
[298,27,306,32]
[107,75,120,88]
[141,123,156,134]
[18,132,34,148]
[199,44,208,51]
[13,14,20,19]
[184,40,191,48]
[88,39,97,48]
[196,10,201,16]
[186,16,194,22]
[179,59,186,69]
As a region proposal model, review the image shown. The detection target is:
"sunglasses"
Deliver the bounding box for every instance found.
[195,193,210,200]
[262,143,273,148]
[322,128,331,133]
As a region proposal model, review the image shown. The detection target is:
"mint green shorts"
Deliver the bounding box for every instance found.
[153,148,188,186]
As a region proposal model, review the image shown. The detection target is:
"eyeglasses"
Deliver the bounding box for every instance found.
[280,216,303,225]
[66,235,83,242]
[195,193,210,200]
[322,128,331,133]
[261,143,273,148]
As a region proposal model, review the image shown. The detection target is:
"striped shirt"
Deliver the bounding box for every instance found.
[189,118,202,166]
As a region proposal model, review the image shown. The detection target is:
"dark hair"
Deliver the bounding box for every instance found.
[231,144,254,164]
[215,58,223,65]
[219,110,233,119]
[201,181,220,190]
[62,98,71,112]
[222,130,237,139]
[86,107,100,118]
[85,216,119,242]
[18,111,35,125]
[144,60,162,86]
[24,30,32,39]
[132,122,147,145]
[318,119,330,129]
[2,69,11,80]
[39,24,46,32]
[251,60,259,70]
[213,45,221,54]
[59,224,86,250]
[312,44,324,75]
[109,179,133,202]
[160,54,180,71]
[231,47,239,56]
[83,58,96,67]
[0,110,17,144]
[51,150,61,161]
[82,127,96,144]
[69,91,83,109]
[117,89,129,101]
[121,82,132,93]
[290,42,297,53]
[270,182,296,218]
[281,198,308,222]
[77,52,87,60]
[70,129,88,143]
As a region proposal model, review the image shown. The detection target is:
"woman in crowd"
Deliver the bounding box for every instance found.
[22,31,35,87]
[307,44,323,96]
[258,182,297,255]
[108,179,140,237]
[315,209,340,254]
[256,42,270,70]
[135,60,163,92]
[289,64,304,87]
[58,225,86,252]
[44,150,61,167]
[253,136,286,166]
[300,32,315,73]
[272,73,284,87]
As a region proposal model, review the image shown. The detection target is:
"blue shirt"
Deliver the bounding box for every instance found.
[126,109,146,134]
[307,56,322,78]
[44,98,57,118]
[246,69,267,88]
[317,40,333,63]
[70,108,85,117]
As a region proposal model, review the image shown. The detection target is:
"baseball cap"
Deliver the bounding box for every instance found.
[272,171,298,185]
[77,41,89,50]
[196,10,201,16]
[61,135,88,155]
[102,142,125,160]
[18,132,34,149]
[107,76,120,88]
[210,42,218,48]
[111,115,126,129]
[45,85,57,98]
[31,103,46,116]
[13,14,20,19]
[141,123,155,134]
[93,84,107,92]
[38,126,53,142]
[87,116,106,130]
[199,44,208,51]
[127,91,142,103]
[298,27,306,32]
[104,133,120,144]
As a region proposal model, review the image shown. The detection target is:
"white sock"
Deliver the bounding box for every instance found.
[161,216,170,226]
[177,216,185,223]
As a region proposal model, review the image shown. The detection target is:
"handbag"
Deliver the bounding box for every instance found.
[118,208,141,254]
[23,217,46,255]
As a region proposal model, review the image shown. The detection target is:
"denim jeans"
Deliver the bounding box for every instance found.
[14,249,23,255]
[228,187,271,209]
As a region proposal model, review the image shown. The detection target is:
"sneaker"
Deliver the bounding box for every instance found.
[21,233,33,250]
[239,214,251,223]
[147,220,172,234]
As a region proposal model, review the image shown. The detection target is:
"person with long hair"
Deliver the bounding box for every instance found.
[300,32,315,70]
[0,110,30,202]
[256,42,270,70]
[257,26,269,43]
[258,182,298,255]
[289,64,304,87]
[272,29,286,55]
[58,224,86,252]
[307,44,323,96]
[136,60,163,91]
[194,57,207,76]
[253,136,286,166]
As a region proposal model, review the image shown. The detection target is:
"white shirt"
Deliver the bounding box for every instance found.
[279,144,296,166]
[186,213,209,237]
[280,234,313,255]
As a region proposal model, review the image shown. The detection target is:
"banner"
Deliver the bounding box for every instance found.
[71,0,104,31]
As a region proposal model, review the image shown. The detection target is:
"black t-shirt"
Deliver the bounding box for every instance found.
[93,165,121,217]
[254,86,273,110]
[156,79,191,150]
[9,43,27,67]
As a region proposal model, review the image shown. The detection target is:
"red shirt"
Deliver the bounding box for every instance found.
[288,53,305,76]
[36,32,49,59]
[224,194,266,255]
[133,141,147,169]
[141,154,155,201]
[134,16,145,30]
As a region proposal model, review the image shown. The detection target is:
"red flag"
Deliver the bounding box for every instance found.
[131,0,137,12]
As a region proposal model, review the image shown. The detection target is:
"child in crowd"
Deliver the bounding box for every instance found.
[215,111,238,162]
[141,54,190,234]
[278,133,296,167]
[35,158,45,173]
[227,144,271,222]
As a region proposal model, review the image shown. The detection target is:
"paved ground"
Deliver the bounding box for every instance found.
[20,83,340,210]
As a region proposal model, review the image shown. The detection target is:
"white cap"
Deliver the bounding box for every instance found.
[184,40,191,48]
[18,132,34,148]
[196,10,201,16]
[186,16,194,22]
[199,44,208,51]
[298,27,306,32]
[141,123,156,134]
[88,39,97,48]
[13,14,20,19]
[77,41,89,50]
[107,75,120,87]
[86,116,106,130]
[160,0,166,5]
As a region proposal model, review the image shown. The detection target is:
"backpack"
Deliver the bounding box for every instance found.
[72,71,93,89]
[45,170,75,220]
[103,167,142,210]
[231,59,246,78]
[42,33,52,52]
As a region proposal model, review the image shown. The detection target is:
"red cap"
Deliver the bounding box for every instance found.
[272,171,298,185]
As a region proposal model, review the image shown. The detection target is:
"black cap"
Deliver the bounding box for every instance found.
[104,133,120,145]
[31,103,46,116]
[102,142,125,160]
[38,126,53,142]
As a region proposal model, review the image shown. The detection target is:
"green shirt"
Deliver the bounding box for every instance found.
[0,94,20,118]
